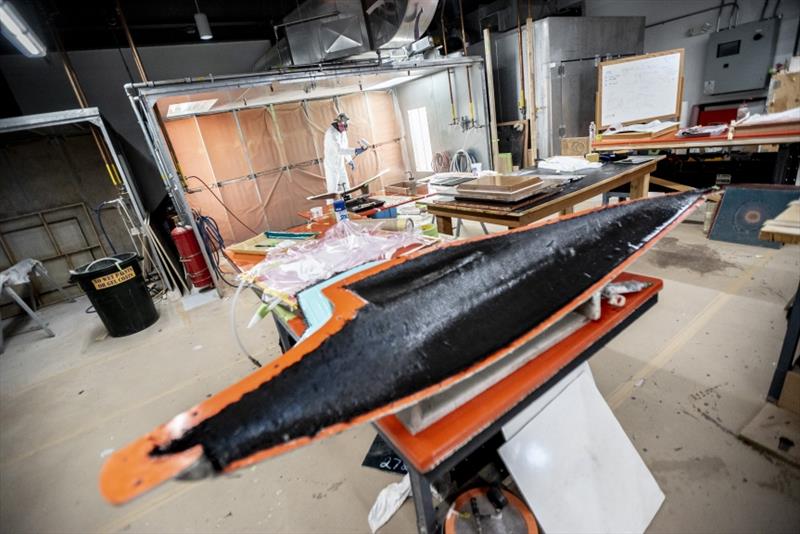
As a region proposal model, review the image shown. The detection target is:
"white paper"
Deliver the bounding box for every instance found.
[604,119,678,135]
[538,156,602,172]
[499,367,664,534]
[736,106,800,126]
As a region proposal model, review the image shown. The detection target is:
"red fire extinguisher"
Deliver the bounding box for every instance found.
[170,225,213,289]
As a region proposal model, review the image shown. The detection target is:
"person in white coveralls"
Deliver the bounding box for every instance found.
[323,112,366,194]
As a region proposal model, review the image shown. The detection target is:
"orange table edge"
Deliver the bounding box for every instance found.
[592,127,800,151]
[375,271,663,473]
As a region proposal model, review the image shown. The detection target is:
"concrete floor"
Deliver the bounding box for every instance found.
[1,206,799,533]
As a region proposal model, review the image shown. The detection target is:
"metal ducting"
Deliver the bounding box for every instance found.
[281,0,372,65]
[269,0,440,68]
[366,0,439,50]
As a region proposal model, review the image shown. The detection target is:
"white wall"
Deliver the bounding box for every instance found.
[0,40,271,209]
[395,67,492,174]
[585,0,800,112]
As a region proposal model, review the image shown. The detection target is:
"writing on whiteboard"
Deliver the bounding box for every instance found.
[600,52,681,127]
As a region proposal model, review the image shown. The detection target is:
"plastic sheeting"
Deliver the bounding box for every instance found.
[163,91,408,244]
[0,259,44,290]
[245,219,423,305]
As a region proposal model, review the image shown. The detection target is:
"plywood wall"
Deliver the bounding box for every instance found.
[163,90,407,243]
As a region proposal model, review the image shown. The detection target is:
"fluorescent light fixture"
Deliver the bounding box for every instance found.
[166,98,218,118]
[0,0,46,57]
[193,1,212,40]
[366,75,422,91]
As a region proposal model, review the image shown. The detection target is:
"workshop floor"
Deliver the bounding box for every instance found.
[1,203,799,533]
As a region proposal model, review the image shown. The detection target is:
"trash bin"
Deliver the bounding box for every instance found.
[70,253,159,337]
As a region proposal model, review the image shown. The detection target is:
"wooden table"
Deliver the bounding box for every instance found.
[760,200,800,244]
[591,128,800,152]
[421,158,662,234]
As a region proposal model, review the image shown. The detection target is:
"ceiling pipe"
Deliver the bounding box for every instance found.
[645,2,737,29]
[48,21,122,187]
[440,0,457,125]
[116,0,148,82]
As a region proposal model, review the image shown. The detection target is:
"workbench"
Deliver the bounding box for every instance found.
[420,158,661,235]
[591,127,800,152]
[373,272,662,533]
[592,128,800,188]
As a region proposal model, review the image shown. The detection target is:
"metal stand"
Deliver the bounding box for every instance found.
[0,263,74,354]
[767,283,800,402]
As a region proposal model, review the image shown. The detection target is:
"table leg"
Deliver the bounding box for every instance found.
[408,468,436,534]
[767,284,800,402]
[630,172,651,199]
[436,215,453,235]
[3,287,54,338]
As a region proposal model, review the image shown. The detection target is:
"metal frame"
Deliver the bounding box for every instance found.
[0,108,173,292]
[767,283,800,402]
[124,56,492,296]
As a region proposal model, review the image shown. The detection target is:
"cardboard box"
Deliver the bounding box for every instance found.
[767,71,800,113]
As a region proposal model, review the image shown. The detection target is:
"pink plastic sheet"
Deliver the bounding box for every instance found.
[163,92,408,244]
[246,220,424,304]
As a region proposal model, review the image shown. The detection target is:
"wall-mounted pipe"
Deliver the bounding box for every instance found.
[645,2,737,29]
[458,0,475,125]
[515,9,525,118]
[483,28,499,169]
[49,25,122,188]
[440,0,458,125]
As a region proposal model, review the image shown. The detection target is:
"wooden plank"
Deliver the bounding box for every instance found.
[592,132,800,151]
[525,17,537,164]
[436,215,454,235]
[630,172,651,199]
[561,137,590,156]
[429,207,517,229]
[759,200,800,244]
[650,176,693,192]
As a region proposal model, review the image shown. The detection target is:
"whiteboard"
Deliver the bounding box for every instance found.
[598,49,683,129]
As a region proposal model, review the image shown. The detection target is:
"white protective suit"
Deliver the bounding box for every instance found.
[323,125,356,194]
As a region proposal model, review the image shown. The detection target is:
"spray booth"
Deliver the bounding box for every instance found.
[127,56,491,292]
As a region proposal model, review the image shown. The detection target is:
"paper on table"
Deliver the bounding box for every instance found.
[538,156,602,172]
[604,119,678,135]
[677,124,728,137]
[735,106,800,126]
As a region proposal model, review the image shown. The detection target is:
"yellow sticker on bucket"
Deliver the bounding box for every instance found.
[92,266,135,290]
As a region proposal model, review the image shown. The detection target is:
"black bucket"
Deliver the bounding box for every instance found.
[70,252,159,337]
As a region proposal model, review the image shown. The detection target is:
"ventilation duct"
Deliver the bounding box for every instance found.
[268,0,439,68]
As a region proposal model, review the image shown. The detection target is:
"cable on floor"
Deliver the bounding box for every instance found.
[193,210,240,288]
[231,278,263,368]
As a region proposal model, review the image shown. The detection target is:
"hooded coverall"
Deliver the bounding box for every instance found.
[323,125,356,194]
